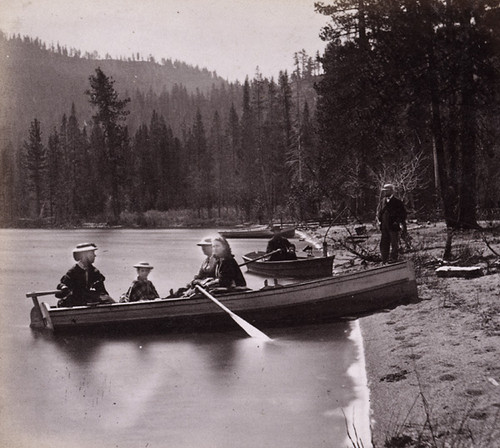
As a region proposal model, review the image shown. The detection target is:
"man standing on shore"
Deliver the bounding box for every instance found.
[377,184,407,264]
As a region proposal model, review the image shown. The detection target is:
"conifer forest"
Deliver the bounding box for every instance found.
[1,0,499,229]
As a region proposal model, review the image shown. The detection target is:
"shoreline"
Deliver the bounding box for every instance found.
[360,276,500,447]
[302,223,500,447]
[346,320,373,447]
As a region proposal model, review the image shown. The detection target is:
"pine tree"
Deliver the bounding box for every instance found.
[277,71,294,214]
[0,143,16,224]
[66,103,84,219]
[263,78,285,215]
[151,111,171,210]
[251,71,269,218]
[209,110,224,217]
[86,67,130,222]
[225,103,243,212]
[189,108,210,215]
[88,123,107,216]
[133,123,153,211]
[227,103,240,173]
[240,77,257,219]
[46,128,63,224]
[23,118,47,218]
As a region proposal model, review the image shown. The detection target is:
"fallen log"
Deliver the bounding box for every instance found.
[435,266,483,279]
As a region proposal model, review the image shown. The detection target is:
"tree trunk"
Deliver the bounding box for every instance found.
[427,47,455,226]
[443,227,454,260]
[457,11,479,229]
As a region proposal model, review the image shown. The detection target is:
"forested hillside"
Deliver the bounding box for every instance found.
[0,32,227,148]
[0,32,320,226]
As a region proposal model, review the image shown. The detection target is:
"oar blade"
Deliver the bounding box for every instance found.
[229,313,272,341]
[195,285,271,341]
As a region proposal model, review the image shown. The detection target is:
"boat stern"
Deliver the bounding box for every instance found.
[30,302,54,330]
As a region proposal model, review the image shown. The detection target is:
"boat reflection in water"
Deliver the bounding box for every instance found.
[21,321,370,448]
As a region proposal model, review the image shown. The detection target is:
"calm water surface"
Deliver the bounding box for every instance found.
[0,229,371,448]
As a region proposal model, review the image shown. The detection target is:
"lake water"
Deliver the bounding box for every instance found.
[0,229,371,448]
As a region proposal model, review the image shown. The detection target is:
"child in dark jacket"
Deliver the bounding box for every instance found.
[120,262,159,302]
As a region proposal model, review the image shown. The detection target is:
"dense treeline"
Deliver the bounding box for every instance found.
[314,0,500,228]
[2,0,500,228]
[0,32,321,226]
[4,60,320,226]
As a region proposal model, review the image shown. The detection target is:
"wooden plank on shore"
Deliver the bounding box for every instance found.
[435,266,483,278]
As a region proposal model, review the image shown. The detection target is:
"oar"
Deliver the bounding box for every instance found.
[26,289,60,310]
[238,249,281,267]
[26,290,60,298]
[195,285,271,341]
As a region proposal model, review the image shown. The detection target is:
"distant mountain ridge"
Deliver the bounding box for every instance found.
[0,32,230,148]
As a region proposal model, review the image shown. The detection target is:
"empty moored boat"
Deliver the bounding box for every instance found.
[218,225,295,239]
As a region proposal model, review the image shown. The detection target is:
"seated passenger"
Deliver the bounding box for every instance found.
[167,237,217,298]
[266,227,297,261]
[56,242,114,307]
[190,236,217,286]
[205,236,246,289]
[120,262,159,302]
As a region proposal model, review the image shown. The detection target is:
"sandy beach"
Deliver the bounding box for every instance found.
[303,222,500,447]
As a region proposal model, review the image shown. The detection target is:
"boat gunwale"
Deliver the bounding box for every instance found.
[242,252,335,265]
[42,274,416,331]
[218,226,296,238]
[45,261,415,317]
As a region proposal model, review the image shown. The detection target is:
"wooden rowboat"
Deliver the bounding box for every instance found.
[242,251,335,279]
[218,225,295,239]
[28,261,418,334]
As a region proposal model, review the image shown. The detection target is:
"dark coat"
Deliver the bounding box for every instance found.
[215,256,247,288]
[266,235,297,261]
[378,197,407,232]
[56,263,108,307]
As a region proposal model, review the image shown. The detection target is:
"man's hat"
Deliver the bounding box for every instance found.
[133,262,154,269]
[197,236,213,246]
[382,183,395,191]
[72,242,98,254]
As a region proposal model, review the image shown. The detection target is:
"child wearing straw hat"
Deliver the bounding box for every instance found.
[120,262,159,302]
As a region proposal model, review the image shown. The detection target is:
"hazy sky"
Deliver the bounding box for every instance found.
[0,0,329,82]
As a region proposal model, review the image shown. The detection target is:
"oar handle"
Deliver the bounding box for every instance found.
[239,249,281,267]
[26,290,60,298]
